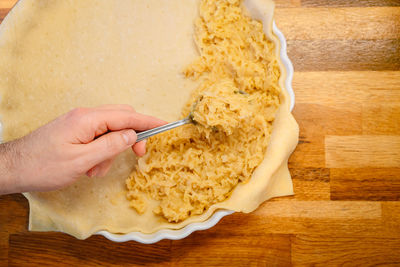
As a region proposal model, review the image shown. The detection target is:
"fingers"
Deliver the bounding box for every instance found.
[66,105,167,144]
[90,109,166,131]
[86,157,115,177]
[83,129,137,167]
[96,104,135,112]
[132,140,147,157]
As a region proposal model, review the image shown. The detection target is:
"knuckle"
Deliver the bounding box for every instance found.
[123,104,135,112]
[105,134,124,153]
[68,107,88,120]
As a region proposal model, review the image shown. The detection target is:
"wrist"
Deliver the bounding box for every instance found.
[0,140,23,195]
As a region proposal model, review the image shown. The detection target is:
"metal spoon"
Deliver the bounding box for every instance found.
[135,99,200,143]
[135,114,194,143]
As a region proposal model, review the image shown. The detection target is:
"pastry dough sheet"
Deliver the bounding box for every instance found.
[0,0,299,239]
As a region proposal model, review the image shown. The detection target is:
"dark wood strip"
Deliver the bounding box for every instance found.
[302,0,400,7]
[9,233,171,267]
[0,232,8,267]
[331,168,400,201]
[290,168,330,200]
[288,39,400,71]
[291,168,330,182]
[0,8,9,24]
[0,194,29,233]
[170,234,292,266]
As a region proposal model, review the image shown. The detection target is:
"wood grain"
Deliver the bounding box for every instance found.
[275,7,400,40]
[293,71,400,105]
[291,168,330,200]
[292,235,400,266]
[287,39,400,71]
[363,104,400,135]
[331,168,400,200]
[169,235,292,266]
[325,135,400,168]
[8,233,172,267]
[0,0,14,9]
[1,0,400,266]
[301,0,400,7]
[382,202,400,234]
[274,0,301,7]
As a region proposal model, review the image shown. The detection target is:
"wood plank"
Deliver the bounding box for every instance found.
[0,0,16,9]
[254,200,381,219]
[331,168,400,200]
[8,233,172,267]
[291,168,330,200]
[196,201,385,238]
[288,39,400,71]
[293,71,400,105]
[275,7,400,40]
[382,202,400,235]
[0,194,29,233]
[301,0,400,7]
[0,232,8,267]
[325,135,400,168]
[294,104,362,137]
[170,234,292,266]
[274,0,301,8]
[363,104,400,135]
[289,103,362,168]
[0,8,9,23]
[292,235,400,266]
[289,137,325,168]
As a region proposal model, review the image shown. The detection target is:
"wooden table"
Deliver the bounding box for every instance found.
[1,0,399,266]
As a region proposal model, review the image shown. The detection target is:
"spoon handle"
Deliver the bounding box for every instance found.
[136,117,192,143]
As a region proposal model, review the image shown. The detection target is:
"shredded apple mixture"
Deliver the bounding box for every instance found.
[126,0,281,222]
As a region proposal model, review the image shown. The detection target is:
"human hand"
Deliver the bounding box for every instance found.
[0,105,165,194]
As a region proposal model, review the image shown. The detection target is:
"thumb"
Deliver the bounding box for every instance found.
[83,129,137,166]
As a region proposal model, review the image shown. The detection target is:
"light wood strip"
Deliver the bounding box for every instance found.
[0,0,16,9]
[293,180,330,200]
[363,104,400,135]
[274,0,302,8]
[331,168,400,200]
[292,235,400,266]
[275,7,400,40]
[288,39,400,71]
[293,71,400,105]
[301,0,400,7]
[325,135,400,168]
[294,103,362,137]
[254,200,381,219]
[196,201,385,237]
[289,103,362,168]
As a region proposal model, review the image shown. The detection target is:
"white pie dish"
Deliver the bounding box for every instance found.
[95,21,295,244]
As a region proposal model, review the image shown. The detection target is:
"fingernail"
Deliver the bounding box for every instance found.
[87,167,97,177]
[122,130,136,145]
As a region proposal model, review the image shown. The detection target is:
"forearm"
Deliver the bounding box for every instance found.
[0,140,22,195]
